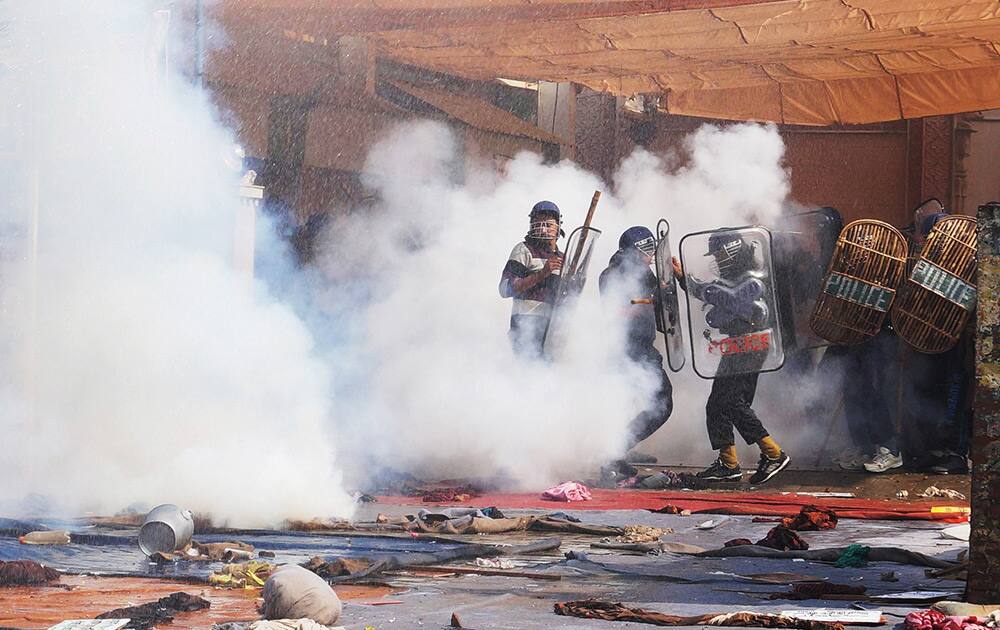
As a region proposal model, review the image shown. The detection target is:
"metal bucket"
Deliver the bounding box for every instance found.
[138,504,194,556]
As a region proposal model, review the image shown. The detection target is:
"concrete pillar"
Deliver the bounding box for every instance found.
[970,201,1000,603]
[537,82,575,160]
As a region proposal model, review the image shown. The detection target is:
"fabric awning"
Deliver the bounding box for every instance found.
[217,0,1000,125]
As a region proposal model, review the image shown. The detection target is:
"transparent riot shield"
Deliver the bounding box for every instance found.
[654,219,685,372]
[679,226,785,379]
[542,226,602,356]
[771,207,843,351]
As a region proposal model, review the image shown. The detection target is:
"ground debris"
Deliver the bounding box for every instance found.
[0,559,60,586]
[96,592,210,630]
[554,600,845,629]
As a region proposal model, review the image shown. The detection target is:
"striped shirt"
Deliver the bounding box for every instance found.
[499,240,562,317]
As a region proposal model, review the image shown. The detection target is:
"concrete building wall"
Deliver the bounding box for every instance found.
[965,111,1000,210]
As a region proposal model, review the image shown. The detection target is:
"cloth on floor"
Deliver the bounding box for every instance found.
[695,545,954,568]
[96,592,210,630]
[904,609,995,630]
[782,506,838,531]
[402,484,481,502]
[261,565,342,626]
[303,556,373,578]
[18,530,71,545]
[214,620,339,630]
[396,511,620,536]
[638,471,712,490]
[0,559,60,585]
[590,541,706,554]
[770,583,867,600]
[934,603,1000,618]
[209,561,274,589]
[542,481,592,502]
[725,538,754,547]
[554,601,844,629]
[648,505,684,514]
[834,544,871,568]
[602,525,671,545]
[757,526,809,551]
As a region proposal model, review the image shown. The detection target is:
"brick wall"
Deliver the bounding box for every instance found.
[970,201,1000,603]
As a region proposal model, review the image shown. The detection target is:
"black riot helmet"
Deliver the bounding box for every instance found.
[706,230,754,280]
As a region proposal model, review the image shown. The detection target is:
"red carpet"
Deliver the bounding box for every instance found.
[377,489,968,522]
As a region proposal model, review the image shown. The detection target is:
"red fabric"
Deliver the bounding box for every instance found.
[376,489,967,522]
[781,505,838,531]
[541,482,592,502]
[904,610,989,630]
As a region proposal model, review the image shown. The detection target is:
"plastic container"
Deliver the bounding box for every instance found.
[138,504,194,556]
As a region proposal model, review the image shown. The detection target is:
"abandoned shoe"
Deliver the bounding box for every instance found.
[695,459,742,481]
[863,446,903,473]
[749,451,790,485]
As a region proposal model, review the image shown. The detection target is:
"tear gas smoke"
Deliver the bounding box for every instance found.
[313,119,826,485]
[0,2,354,524]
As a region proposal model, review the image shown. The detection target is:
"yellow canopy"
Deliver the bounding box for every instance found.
[218,0,1000,125]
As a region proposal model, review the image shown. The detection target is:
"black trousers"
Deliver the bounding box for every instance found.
[626,348,674,449]
[705,351,769,450]
[509,314,547,359]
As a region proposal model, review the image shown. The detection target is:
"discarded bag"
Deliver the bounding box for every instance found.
[261,565,342,626]
[554,600,844,630]
[0,559,60,586]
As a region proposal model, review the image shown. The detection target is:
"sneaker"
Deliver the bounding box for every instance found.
[833,448,868,471]
[863,446,903,473]
[695,459,742,481]
[927,451,969,475]
[749,451,791,485]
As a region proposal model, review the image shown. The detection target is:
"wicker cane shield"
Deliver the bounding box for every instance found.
[891,216,977,354]
[809,220,907,345]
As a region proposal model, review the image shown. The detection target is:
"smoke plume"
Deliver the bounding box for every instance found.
[0,2,354,524]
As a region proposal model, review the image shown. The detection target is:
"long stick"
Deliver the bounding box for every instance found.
[567,190,601,278]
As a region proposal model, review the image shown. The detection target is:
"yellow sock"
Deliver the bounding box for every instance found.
[719,445,739,469]
[758,436,782,459]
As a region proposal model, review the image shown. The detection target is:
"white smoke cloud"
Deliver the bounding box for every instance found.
[0,2,353,525]
[314,119,800,486]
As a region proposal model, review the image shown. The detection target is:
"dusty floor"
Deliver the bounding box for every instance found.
[0,471,975,629]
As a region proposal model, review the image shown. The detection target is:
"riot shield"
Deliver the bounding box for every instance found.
[891,215,977,354]
[772,207,843,351]
[654,219,685,372]
[679,226,785,379]
[542,225,602,356]
[809,220,907,345]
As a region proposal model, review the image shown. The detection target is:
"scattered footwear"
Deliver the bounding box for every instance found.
[695,459,742,481]
[749,451,790,485]
[863,446,903,473]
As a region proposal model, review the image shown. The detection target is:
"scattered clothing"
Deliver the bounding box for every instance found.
[96,592,210,630]
[834,544,871,568]
[214,620,334,630]
[699,544,953,569]
[757,526,809,551]
[904,609,999,630]
[602,525,671,545]
[475,557,514,569]
[541,481,592,502]
[261,565,342,627]
[647,505,685,514]
[781,506,838,531]
[554,600,844,630]
[303,556,373,579]
[0,559,60,585]
[209,561,275,589]
[725,538,753,547]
